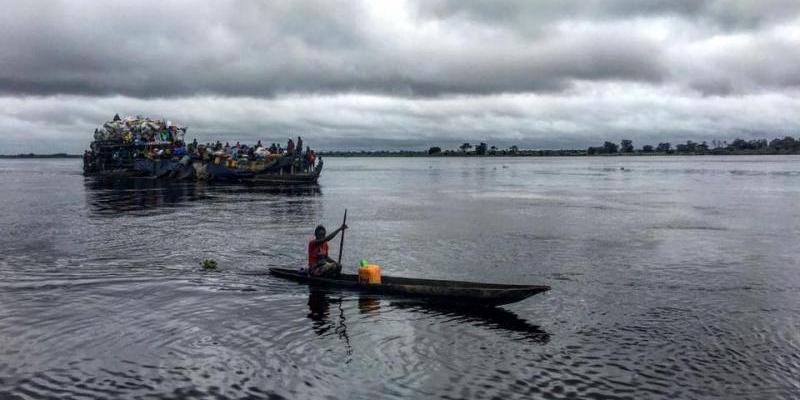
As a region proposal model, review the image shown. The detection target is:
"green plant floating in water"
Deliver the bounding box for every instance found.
[201,259,218,270]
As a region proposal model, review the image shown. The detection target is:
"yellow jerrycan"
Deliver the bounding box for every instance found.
[357,259,381,284]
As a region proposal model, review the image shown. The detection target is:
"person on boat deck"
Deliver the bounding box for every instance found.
[287,138,295,155]
[306,147,315,165]
[173,143,187,157]
[308,224,348,277]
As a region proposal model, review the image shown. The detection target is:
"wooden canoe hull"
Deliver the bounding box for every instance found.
[268,268,549,307]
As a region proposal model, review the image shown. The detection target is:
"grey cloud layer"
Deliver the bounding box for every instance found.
[1,0,798,98]
[1,1,798,153]
[421,0,800,30]
[2,89,798,154]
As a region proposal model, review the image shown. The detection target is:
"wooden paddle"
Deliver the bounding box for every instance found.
[337,209,348,265]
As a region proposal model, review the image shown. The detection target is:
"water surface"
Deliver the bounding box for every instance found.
[1,156,799,399]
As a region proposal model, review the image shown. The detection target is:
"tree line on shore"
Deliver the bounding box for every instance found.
[319,136,800,157]
[585,136,800,155]
[6,136,800,158]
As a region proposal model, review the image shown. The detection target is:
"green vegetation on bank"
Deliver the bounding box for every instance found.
[5,136,800,159]
[320,137,800,157]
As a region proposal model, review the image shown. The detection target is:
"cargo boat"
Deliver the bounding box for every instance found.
[82,115,323,184]
[84,142,323,184]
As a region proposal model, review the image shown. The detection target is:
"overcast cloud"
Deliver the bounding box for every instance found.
[1,0,799,153]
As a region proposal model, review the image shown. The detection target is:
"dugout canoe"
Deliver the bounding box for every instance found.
[268,267,550,307]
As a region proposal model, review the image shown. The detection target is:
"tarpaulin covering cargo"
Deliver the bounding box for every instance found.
[93,114,186,145]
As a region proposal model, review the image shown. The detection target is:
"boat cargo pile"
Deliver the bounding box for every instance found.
[83,114,322,184]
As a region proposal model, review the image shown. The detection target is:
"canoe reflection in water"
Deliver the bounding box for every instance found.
[389,301,551,344]
[306,289,549,345]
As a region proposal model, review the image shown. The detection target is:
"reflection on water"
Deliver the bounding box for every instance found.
[307,288,549,345]
[84,176,321,215]
[389,300,551,344]
[358,295,381,315]
[84,177,209,214]
[308,290,354,360]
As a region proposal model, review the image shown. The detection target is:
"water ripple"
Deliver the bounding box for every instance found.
[1,158,800,399]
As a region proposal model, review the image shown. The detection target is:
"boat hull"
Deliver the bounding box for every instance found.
[85,145,324,186]
[268,267,549,307]
[249,172,320,184]
[204,163,255,182]
[133,159,182,177]
[248,161,322,184]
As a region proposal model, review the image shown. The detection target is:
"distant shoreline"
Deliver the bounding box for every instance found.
[320,137,800,157]
[0,153,81,159]
[2,151,799,159]
[317,150,800,157]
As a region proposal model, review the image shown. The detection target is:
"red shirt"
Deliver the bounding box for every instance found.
[308,240,328,267]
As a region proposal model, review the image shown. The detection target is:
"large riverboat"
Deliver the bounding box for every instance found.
[82,115,322,184]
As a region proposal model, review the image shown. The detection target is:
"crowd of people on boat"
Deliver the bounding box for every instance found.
[148,137,315,161]
[87,136,319,173]
[86,114,319,174]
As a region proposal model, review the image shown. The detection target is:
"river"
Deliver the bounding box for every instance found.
[0,156,798,399]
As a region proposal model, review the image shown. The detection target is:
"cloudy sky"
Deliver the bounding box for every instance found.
[1,0,799,153]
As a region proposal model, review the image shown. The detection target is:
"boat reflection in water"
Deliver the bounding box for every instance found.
[84,176,208,214]
[84,176,321,215]
[306,289,549,345]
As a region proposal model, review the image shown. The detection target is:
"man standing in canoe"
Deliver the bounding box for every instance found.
[308,224,347,276]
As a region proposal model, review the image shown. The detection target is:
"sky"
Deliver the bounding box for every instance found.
[1,0,799,153]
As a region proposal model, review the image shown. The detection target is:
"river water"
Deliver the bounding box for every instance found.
[0,156,798,399]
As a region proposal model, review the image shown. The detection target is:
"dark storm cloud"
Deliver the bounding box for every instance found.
[420,0,799,30]
[0,0,665,98]
[1,1,799,154]
[3,0,797,99]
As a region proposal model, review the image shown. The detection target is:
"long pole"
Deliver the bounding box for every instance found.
[337,209,347,265]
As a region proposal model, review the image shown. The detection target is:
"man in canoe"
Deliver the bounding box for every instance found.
[308,224,348,277]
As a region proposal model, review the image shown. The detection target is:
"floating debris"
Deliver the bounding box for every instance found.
[201,259,218,270]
